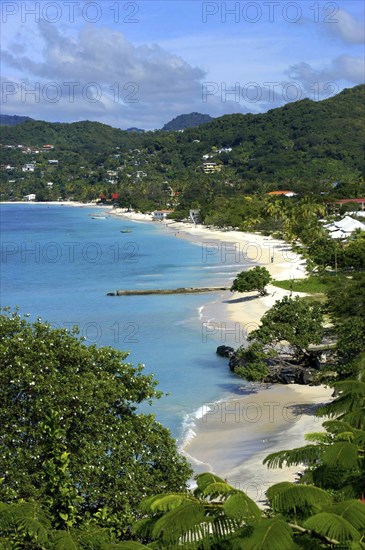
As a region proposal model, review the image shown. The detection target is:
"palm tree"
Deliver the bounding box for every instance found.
[264,380,365,500]
[125,472,365,548]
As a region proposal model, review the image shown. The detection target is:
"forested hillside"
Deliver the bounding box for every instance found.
[1,85,364,208]
[162,112,213,131]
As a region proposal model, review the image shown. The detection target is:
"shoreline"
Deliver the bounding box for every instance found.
[0,200,109,208]
[110,209,333,500]
[4,203,332,499]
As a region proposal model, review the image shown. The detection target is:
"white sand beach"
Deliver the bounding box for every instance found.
[109,209,333,500]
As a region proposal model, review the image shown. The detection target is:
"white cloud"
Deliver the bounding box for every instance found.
[325,9,365,44]
[285,55,365,94]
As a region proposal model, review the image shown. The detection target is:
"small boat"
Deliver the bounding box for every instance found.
[91,215,107,219]
[120,229,132,233]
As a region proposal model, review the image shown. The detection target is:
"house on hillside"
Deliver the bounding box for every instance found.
[324,215,365,239]
[203,162,221,174]
[22,163,35,172]
[190,209,200,225]
[152,210,174,220]
[335,198,365,211]
[267,190,296,197]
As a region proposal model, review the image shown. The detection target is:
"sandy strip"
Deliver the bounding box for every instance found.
[108,209,333,498]
[181,384,332,504]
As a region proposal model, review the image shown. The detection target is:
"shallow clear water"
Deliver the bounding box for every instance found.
[0,204,250,441]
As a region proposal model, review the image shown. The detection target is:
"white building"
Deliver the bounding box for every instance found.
[152,210,174,220]
[22,163,35,172]
[324,216,365,239]
[23,194,36,201]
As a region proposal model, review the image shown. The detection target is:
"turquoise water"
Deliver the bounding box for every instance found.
[0,204,250,442]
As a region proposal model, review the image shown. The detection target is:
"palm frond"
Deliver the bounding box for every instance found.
[323,419,356,434]
[322,441,359,469]
[50,530,79,550]
[194,473,227,495]
[223,492,262,524]
[263,445,323,468]
[201,482,236,500]
[304,432,331,444]
[151,501,206,543]
[316,381,365,421]
[102,543,152,549]
[266,482,295,502]
[132,517,159,540]
[310,464,346,489]
[270,485,333,515]
[323,422,365,446]
[325,500,365,531]
[303,512,361,542]
[139,493,191,514]
[11,502,50,545]
[341,409,365,429]
[239,518,293,550]
[0,502,12,532]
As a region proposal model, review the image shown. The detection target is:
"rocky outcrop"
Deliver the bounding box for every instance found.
[218,346,323,385]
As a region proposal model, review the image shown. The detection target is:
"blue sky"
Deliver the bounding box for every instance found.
[1,0,364,129]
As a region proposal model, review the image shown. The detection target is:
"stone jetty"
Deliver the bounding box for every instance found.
[107,287,229,296]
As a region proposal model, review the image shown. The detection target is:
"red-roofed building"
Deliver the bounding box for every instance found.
[335,198,365,211]
[111,193,119,201]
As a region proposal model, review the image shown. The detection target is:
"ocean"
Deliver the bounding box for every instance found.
[0,203,251,446]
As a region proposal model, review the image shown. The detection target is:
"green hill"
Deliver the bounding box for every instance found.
[1,85,364,205]
[162,112,213,131]
[0,114,34,126]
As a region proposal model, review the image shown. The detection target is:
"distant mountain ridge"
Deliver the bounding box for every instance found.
[1,85,364,205]
[162,112,213,131]
[0,114,34,126]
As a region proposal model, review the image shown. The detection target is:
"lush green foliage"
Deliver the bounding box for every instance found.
[231,266,272,296]
[272,276,329,294]
[1,85,364,208]
[234,342,271,382]
[162,112,213,131]
[0,309,192,536]
[324,273,365,379]
[0,114,33,126]
[248,296,324,361]
[265,379,365,501]
[120,473,365,548]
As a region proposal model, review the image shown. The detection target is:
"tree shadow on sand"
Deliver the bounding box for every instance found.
[224,295,259,304]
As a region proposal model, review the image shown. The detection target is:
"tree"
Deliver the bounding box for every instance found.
[325,273,365,378]
[0,309,192,534]
[230,266,272,297]
[264,379,365,500]
[234,342,271,382]
[248,296,324,363]
[123,472,365,548]
[344,230,365,270]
